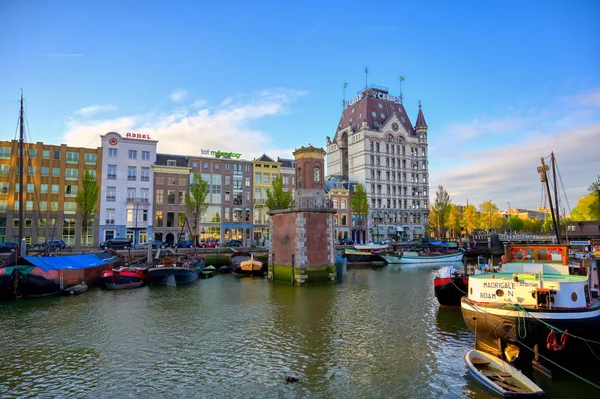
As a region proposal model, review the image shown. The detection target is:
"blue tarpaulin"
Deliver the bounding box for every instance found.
[20,254,120,273]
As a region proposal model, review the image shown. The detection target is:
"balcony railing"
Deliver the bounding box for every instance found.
[127,176,137,181]
[253,199,265,204]
[107,174,116,180]
[126,197,150,205]
[105,220,115,225]
[141,176,150,181]
[106,196,116,201]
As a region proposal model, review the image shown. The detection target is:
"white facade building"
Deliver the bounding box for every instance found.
[99,132,157,245]
[326,85,430,242]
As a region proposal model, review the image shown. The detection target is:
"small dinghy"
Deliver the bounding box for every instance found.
[201,265,216,279]
[219,265,231,274]
[465,349,544,397]
[63,282,88,295]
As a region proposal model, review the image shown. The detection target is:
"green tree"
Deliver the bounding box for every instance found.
[448,205,462,238]
[586,175,600,220]
[75,170,99,247]
[350,182,369,242]
[185,172,209,244]
[432,185,452,239]
[265,175,293,211]
[571,193,600,221]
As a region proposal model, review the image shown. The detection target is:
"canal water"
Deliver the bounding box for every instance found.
[1,263,598,398]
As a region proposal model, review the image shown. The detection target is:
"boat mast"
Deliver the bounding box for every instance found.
[18,92,24,248]
[538,157,560,244]
[551,152,561,241]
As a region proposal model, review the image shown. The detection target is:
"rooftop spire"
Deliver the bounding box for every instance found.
[415,101,427,128]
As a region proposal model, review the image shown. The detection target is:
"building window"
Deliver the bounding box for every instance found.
[27,183,34,193]
[156,190,164,204]
[107,186,116,201]
[129,150,137,159]
[168,177,176,185]
[155,211,163,227]
[142,151,150,160]
[167,160,176,167]
[225,175,231,185]
[108,148,117,157]
[52,167,60,177]
[65,185,77,197]
[67,152,79,164]
[53,150,60,160]
[255,173,261,184]
[167,190,175,205]
[203,162,209,169]
[166,212,174,228]
[264,174,270,185]
[27,166,35,175]
[107,165,117,179]
[51,184,59,194]
[128,166,137,181]
[141,167,150,181]
[41,167,49,176]
[314,167,321,182]
[178,191,184,205]
[156,176,164,185]
[66,169,78,181]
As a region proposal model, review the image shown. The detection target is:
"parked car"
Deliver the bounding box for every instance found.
[135,240,169,250]
[46,239,67,250]
[223,240,242,247]
[176,240,195,248]
[101,238,133,250]
[339,238,355,245]
[198,240,219,248]
[0,242,18,253]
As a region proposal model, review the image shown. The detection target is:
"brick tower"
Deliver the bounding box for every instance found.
[268,145,337,284]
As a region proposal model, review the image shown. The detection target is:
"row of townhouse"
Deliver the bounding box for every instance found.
[0,132,334,248]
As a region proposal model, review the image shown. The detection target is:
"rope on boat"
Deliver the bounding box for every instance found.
[467,300,600,391]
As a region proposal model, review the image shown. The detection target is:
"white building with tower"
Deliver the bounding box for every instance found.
[326,84,429,242]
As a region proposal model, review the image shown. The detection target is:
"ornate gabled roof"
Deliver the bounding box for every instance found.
[334,87,416,142]
[255,153,276,163]
[415,101,427,129]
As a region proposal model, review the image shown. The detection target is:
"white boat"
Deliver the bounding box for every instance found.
[461,243,600,362]
[465,349,544,396]
[396,251,464,264]
[354,243,389,251]
[381,254,403,264]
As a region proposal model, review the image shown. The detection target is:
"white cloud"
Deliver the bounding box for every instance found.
[429,123,600,211]
[63,88,307,160]
[73,104,117,117]
[169,89,188,102]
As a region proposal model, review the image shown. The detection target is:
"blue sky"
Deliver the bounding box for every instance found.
[1,0,599,211]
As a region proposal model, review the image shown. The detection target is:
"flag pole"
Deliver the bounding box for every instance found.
[399,76,405,103]
[365,68,368,88]
[343,82,347,110]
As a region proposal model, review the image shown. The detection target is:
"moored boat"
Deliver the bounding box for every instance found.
[101,265,148,289]
[465,349,544,396]
[148,256,205,286]
[381,253,403,264]
[397,251,464,264]
[434,265,469,306]
[461,243,600,364]
[201,265,216,279]
[233,254,265,277]
[344,249,387,266]
[0,253,125,300]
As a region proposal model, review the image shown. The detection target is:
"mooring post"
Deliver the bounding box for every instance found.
[291,254,295,286]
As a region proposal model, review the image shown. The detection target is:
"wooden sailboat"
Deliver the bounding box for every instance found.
[0,94,124,300]
[233,254,264,277]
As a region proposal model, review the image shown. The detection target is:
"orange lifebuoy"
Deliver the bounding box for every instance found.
[164,258,173,267]
[546,329,568,351]
[511,248,527,260]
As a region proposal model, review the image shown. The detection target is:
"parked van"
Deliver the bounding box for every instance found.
[101,238,132,250]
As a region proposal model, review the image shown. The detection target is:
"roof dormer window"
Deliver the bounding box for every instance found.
[381,113,385,119]
[371,112,376,117]
[401,117,406,123]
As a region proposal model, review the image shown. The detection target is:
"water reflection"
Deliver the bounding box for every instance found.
[0,262,594,398]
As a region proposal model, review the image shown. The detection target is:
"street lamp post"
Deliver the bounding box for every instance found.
[507,201,511,239]
[489,200,492,234]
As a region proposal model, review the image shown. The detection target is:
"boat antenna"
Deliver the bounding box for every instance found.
[537,157,560,244]
[19,91,25,254]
